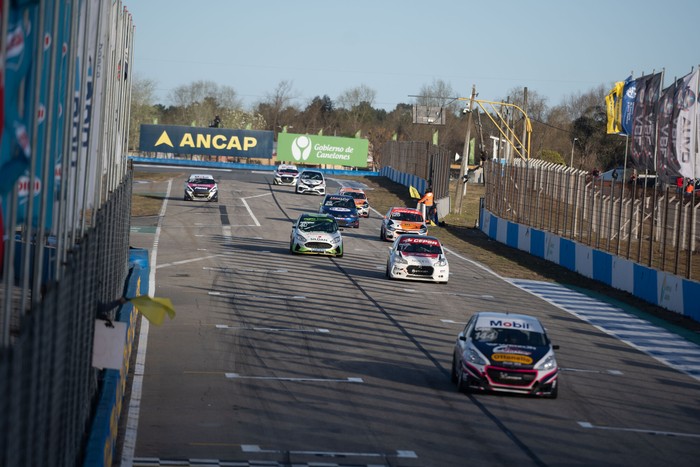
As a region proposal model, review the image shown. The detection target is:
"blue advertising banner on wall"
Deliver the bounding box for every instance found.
[139,124,274,158]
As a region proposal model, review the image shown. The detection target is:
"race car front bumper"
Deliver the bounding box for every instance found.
[463,362,559,397]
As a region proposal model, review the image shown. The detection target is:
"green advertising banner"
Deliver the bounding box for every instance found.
[277,133,369,167]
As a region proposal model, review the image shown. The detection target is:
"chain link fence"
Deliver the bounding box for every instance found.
[0,172,132,467]
[483,159,699,280]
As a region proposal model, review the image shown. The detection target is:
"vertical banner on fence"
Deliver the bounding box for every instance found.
[0,1,38,196]
[674,69,698,179]
[630,72,662,171]
[656,78,679,183]
[621,76,636,136]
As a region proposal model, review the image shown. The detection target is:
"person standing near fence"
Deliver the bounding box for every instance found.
[417,185,434,223]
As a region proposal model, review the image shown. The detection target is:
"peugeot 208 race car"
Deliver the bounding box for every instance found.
[319,194,360,228]
[184,174,218,202]
[452,312,559,398]
[290,213,343,257]
[380,207,427,241]
[386,235,449,283]
[273,164,299,186]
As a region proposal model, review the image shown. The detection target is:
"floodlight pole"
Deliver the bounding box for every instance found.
[455,85,477,214]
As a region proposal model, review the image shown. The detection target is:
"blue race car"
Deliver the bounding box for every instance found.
[318,194,360,228]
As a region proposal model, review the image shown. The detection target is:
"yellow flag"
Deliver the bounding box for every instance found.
[432,130,439,145]
[355,129,361,138]
[392,132,397,141]
[129,296,176,325]
[605,81,624,134]
[409,186,421,199]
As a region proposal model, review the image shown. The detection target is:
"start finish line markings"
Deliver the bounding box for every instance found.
[241,444,418,459]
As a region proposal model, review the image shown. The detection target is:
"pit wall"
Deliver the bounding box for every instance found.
[479,207,700,323]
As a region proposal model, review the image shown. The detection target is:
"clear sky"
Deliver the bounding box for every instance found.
[125,0,699,111]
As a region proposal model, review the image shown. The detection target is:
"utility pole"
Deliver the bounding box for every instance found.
[455,85,477,214]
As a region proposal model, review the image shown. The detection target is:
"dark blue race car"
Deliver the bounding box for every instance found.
[318,194,360,228]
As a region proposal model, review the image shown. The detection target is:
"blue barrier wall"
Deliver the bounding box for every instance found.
[379,166,427,195]
[480,208,699,323]
[129,156,380,177]
[83,248,149,467]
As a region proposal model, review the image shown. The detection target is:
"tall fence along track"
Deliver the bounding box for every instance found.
[483,159,699,280]
[0,174,132,467]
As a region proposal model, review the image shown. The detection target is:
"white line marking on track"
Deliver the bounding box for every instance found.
[215,325,329,333]
[578,421,700,438]
[226,374,364,383]
[561,367,624,375]
[156,255,224,269]
[122,179,174,466]
[441,319,467,325]
[209,291,306,300]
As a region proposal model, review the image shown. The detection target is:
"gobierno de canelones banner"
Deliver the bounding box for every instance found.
[277,133,369,168]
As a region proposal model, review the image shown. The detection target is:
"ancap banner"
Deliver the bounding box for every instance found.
[277,133,369,167]
[139,124,274,158]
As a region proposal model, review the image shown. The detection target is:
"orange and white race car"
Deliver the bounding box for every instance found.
[338,187,370,217]
[379,207,427,241]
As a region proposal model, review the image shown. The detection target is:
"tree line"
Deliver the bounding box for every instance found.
[129,77,626,171]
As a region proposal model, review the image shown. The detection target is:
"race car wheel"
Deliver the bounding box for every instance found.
[451,355,458,383]
[545,383,559,399]
[289,242,296,254]
[456,365,471,394]
[379,227,384,240]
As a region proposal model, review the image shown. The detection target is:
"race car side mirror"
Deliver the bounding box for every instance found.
[552,344,560,350]
[459,334,466,341]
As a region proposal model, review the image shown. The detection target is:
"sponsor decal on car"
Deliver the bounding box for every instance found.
[492,345,535,355]
[491,353,534,364]
[489,320,532,329]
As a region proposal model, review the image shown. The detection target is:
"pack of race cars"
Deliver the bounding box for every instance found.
[185,166,561,399]
[274,166,445,283]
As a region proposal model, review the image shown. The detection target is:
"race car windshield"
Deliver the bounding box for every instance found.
[473,328,547,346]
[279,169,298,174]
[345,192,366,200]
[399,243,441,254]
[302,173,322,180]
[190,178,214,185]
[326,198,355,208]
[298,220,337,233]
[392,212,423,222]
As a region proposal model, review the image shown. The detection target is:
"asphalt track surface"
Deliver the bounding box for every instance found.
[124,166,700,467]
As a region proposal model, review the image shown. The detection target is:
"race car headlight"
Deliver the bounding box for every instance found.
[394,255,409,265]
[436,257,448,267]
[419,225,428,234]
[185,186,194,193]
[295,233,308,243]
[535,354,557,371]
[465,347,487,365]
[361,201,369,208]
[330,235,341,245]
[386,222,396,231]
[211,186,218,193]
